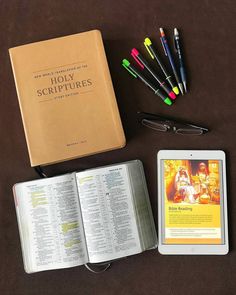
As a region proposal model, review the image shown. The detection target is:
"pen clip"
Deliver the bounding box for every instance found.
[160,37,167,56]
[122,59,137,78]
[131,48,144,69]
[173,36,178,52]
[144,38,154,59]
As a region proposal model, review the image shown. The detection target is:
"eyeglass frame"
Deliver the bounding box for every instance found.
[137,112,209,135]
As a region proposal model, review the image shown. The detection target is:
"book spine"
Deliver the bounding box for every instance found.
[94,30,126,148]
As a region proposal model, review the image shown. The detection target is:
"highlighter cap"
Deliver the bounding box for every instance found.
[144,37,152,46]
[144,38,154,59]
[122,59,130,67]
[169,91,176,100]
[173,86,179,95]
[164,97,172,106]
[122,59,137,78]
[131,48,144,69]
[131,48,139,57]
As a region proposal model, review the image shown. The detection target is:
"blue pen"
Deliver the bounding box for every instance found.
[160,28,184,95]
[174,28,187,93]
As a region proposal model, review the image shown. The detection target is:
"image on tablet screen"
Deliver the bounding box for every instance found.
[162,159,224,245]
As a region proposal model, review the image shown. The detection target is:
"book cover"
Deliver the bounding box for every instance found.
[9,30,125,166]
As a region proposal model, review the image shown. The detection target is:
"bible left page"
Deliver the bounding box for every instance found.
[14,173,88,273]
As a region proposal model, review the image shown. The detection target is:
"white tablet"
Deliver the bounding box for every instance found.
[157,150,228,255]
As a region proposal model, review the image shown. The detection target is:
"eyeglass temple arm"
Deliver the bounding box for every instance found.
[137,111,209,132]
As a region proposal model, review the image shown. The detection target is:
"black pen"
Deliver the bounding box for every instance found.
[174,28,187,93]
[144,37,179,96]
[122,59,172,105]
[160,28,184,95]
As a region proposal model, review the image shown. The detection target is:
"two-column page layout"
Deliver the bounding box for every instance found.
[13,160,157,273]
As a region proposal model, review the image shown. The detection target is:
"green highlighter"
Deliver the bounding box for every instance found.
[122,59,172,106]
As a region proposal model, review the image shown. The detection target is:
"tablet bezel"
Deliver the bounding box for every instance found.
[157,150,228,255]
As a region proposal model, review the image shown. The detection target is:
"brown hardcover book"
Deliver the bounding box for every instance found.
[9,30,125,167]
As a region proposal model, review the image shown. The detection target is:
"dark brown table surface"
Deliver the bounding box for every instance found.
[1,0,236,294]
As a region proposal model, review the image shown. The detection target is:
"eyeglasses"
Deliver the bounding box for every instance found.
[137,112,208,135]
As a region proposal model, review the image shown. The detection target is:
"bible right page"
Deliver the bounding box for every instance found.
[76,164,142,263]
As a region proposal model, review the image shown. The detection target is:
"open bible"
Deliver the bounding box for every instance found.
[13,160,157,273]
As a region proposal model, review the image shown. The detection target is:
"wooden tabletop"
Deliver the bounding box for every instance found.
[0,0,235,294]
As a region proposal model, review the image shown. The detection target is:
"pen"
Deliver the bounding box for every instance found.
[159,28,184,95]
[144,37,179,96]
[122,59,172,106]
[174,28,187,93]
[131,48,176,100]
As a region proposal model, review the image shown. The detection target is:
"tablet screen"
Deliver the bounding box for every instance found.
[161,159,225,245]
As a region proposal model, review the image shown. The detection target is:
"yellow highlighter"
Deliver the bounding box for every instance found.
[144,37,179,95]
